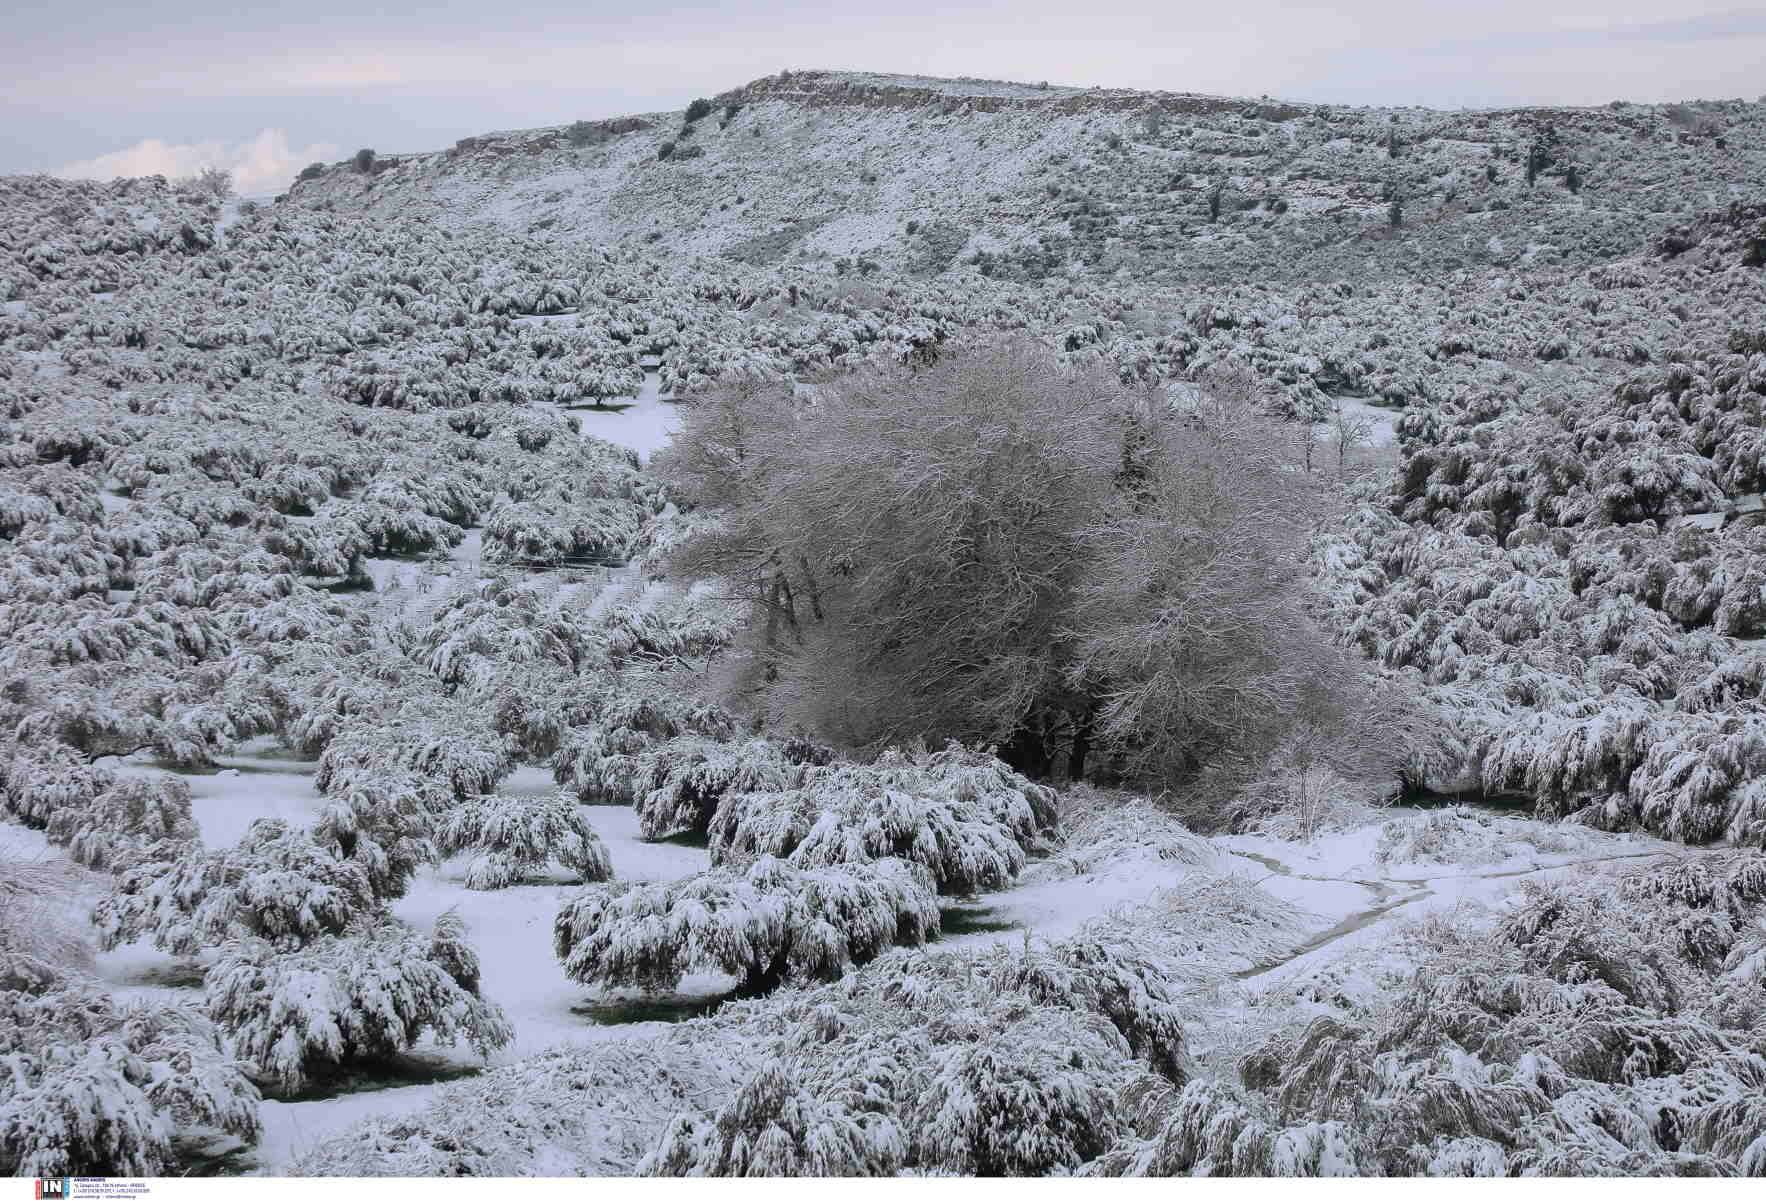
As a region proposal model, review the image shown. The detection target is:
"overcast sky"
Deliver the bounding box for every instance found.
[8,2,1764,195]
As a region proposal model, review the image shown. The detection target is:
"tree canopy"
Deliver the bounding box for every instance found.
[656,343,1384,788]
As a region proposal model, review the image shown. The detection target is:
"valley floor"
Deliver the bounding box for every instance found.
[7,397,1726,1176]
[61,732,1707,1172]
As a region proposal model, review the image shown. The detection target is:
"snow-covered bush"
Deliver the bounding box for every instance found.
[309,765,447,900]
[318,714,514,801]
[288,1026,752,1176]
[92,818,379,955]
[1083,1077,1367,1176]
[554,856,939,997]
[598,599,739,668]
[626,736,810,841]
[0,987,261,1176]
[403,575,596,694]
[438,791,614,889]
[204,913,513,1092]
[706,743,1060,893]
[43,773,199,872]
[551,687,735,804]
[1373,807,1584,869]
[1093,873,1311,980]
[645,1003,1143,1177]
[641,933,1190,1177]
[1023,785,1212,881]
[0,854,95,994]
[1204,865,1766,1175]
[0,744,114,829]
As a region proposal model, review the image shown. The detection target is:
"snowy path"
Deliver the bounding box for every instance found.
[1222,841,1693,985]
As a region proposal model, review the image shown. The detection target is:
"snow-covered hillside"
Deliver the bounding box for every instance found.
[288,69,1765,284]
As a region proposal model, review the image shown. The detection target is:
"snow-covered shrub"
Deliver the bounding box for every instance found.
[706,743,1061,893]
[1620,851,1766,914]
[0,744,114,829]
[641,934,1188,1177]
[1083,1078,1368,1176]
[625,736,809,841]
[43,773,199,872]
[289,1026,751,1176]
[1022,785,1211,881]
[0,854,95,994]
[1093,873,1311,980]
[318,714,514,801]
[640,1063,900,1176]
[1373,807,1584,869]
[554,856,939,997]
[0,987,261,1176]
[204,913,513,1092]
[1212,867,1766,1175]
[309,765,446,900]
[877,936,1196,1084]
[438,791,614,889]
[92,818,379,955]
[551,688,735,804]
[403,575,596,694]
[598,599,738,667]
[647,1004,1143,1177]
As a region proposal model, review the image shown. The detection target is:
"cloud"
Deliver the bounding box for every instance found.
[49,129,340,198]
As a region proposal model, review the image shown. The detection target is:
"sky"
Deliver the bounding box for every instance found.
[8,2,1764,195]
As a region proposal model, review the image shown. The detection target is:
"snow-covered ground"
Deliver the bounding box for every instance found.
[1314,395,1400,447]
[564,366,681,463]
[88,750,722,1171]
[32,736,1740,1174]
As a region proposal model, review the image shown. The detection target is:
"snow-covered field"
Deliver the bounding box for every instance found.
[562,365,681,463]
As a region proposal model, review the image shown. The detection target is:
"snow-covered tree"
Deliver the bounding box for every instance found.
[204,912,513,1092]
[438,791,614,889]
[92,818,379,956]
[554,856,939,997]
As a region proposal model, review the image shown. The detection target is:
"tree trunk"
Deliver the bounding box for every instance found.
[1003,709,1053,779]
[1068,702,1098,782]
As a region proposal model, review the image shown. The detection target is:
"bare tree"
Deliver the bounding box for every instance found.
[1065,376,1351,788]
[657,344,1389,798]
[1328,398,1375,478]
[175,166,234,200]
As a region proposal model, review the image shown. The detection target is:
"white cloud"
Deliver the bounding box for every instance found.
[49,129,340,198]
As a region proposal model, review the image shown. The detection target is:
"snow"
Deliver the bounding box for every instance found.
[9,90,1766,1180]
[97,754,718,1172]
[108,754,324,851]
[1313,396,1400,447]
[562,368,680,463]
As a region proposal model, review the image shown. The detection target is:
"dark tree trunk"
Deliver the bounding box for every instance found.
[1002,709,1053,779]
[1068,702,1098,782]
